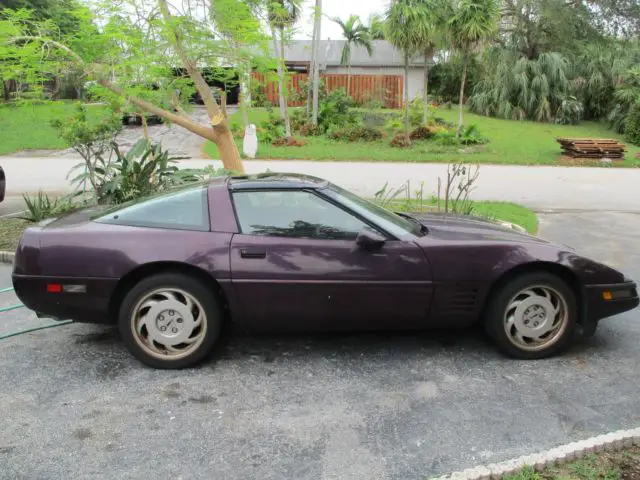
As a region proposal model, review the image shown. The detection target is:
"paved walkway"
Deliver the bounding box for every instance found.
[2,156,640,211]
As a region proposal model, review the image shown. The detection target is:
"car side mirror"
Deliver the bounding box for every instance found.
[356,227,386,250]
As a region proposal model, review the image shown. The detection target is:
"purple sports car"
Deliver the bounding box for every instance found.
[11,173,639,369]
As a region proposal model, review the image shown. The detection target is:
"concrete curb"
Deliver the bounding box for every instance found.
[0,251,15,265]
[430,427,640,480]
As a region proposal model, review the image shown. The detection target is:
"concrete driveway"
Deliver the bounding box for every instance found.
[2,157,640,212]
[1,212,639,480]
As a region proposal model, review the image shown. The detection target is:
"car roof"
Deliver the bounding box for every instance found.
[227,172,329,191]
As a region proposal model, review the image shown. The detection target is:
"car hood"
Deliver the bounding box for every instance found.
[408,212,549,244]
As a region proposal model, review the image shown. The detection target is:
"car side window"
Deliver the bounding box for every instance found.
[232,190,371,240]
[95,186,210,231]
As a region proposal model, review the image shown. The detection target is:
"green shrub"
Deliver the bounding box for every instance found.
[624,102,640,146]
[290,109,307,132]
[459,124,490,145]
[430,125,489,146]
[433,130,460,146]
[329,126,383,142]
[21,191,78,222]
[408,98,437,127]
[361,111,389,128]
[390,134,411,148]
[554,96,584,125]
[317,88,358,132]
[298,122,324,136]
[258,114,286,144]
[409,126,433,141]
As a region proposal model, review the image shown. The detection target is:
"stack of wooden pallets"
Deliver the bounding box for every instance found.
[556,138,626,159]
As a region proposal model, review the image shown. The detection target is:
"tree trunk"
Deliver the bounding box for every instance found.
[239,62,250,128]
[404,53,410,144]
[306,61,314,117]
[216,128,245,173]
[457,57,468,137]
[423,51,430,125]
[307,8,318,118]
[311,0,322,126]
[271,28,286,122]
[347,61,351,98]
[280,26,292,138]
[141,115,150,141]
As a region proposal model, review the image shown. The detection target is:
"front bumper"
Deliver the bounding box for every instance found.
[584,281,639,323]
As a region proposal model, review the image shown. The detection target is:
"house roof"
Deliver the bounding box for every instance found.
[284,40,429,68]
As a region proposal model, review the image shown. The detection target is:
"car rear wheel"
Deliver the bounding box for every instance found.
[484,272,577,359]
[118,273,222,369]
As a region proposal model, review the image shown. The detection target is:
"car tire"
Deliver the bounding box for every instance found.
[484,272,578,359]
[118,272,222,369]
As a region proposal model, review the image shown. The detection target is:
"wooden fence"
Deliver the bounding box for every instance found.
[250,72,404,109]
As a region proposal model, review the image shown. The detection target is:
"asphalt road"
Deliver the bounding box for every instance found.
[0,196,25,218]
[2,157,640,211]
[1,212,640,480]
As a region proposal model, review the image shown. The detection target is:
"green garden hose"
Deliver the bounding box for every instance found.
[0,286,73,339]
[0,304,24,313]
[0,320,73,340]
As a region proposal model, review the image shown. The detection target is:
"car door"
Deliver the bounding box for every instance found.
[229,189,433,332]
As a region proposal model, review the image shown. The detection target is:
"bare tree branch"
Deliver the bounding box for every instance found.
[157,0,221,122]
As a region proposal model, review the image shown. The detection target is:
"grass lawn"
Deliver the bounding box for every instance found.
[503,446,640,480]
[0,102,108,155]
[0,218,31,251]
[204,107,640,166]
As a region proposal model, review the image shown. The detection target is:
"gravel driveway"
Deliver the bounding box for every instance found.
[1,212,639,480]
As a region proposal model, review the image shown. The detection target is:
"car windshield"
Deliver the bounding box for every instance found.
[323,184,423,237]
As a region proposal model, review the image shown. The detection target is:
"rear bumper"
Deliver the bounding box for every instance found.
[12,274,119,324]
[584,281,639,323]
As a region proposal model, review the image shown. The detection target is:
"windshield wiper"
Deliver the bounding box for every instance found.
[395,211,428,235]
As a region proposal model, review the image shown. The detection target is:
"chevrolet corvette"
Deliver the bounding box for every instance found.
[11,173,639,368]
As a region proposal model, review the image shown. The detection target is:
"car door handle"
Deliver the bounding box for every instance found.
[240,248,266,259]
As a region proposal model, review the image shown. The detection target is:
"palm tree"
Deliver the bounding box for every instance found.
[412,0,446,125]
[268,0,301,138]
[385,0,428,144]
[445,0,500,135]
[367,13,386,40]
[331,15,373,96]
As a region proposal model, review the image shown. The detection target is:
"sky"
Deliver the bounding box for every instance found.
[294,0,389,40]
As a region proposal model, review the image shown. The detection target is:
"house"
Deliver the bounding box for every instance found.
[283,40,433,101]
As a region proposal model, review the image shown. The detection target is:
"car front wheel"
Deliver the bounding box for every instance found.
[484,272,578,359]
[118,273,222,369]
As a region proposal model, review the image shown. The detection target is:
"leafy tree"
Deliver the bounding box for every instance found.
[412,0,446,124]
[444,0,500,135]
[571,41,640,121]
[608,67,640,134]
[331,15,373,95]
[468,47,571,122]
[0,0,273,172]
[624,101,640,146]
[385,0,427,144]
[367,13,386,40]
[499,0,600,60]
